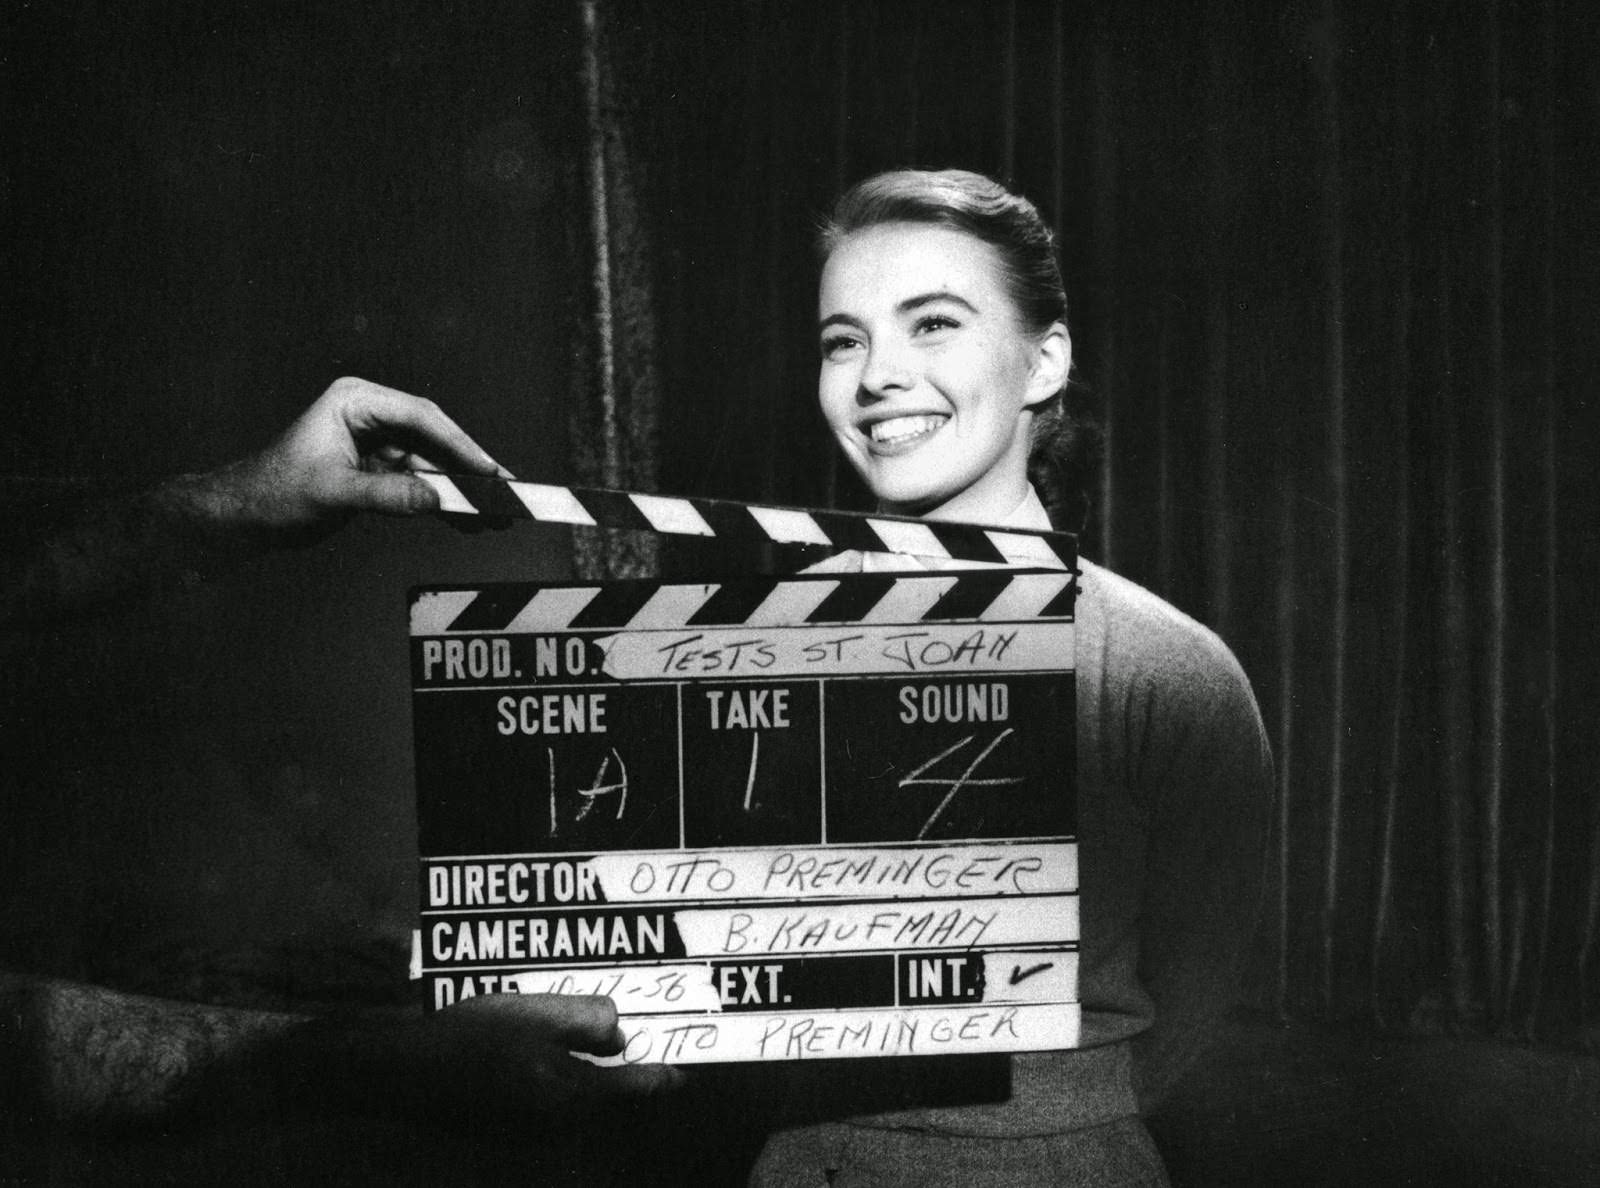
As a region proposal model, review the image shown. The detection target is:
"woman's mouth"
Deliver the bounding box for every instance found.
[865,413,948,455]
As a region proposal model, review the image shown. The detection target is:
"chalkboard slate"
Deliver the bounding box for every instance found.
[410,569,1079,1064]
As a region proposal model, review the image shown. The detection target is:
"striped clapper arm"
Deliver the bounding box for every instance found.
[414,471,1074,568]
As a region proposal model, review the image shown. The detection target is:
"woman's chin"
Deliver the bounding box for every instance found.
[881,493,982,524]
[865,477,949,517]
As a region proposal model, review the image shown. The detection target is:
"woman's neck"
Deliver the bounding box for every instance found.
[882,476,1033,527]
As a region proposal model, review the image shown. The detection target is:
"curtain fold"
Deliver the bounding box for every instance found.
[601,0,1598,1044]
[569,0,659,580]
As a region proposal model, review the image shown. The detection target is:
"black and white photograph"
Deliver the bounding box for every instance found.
[2,2,1597,1184]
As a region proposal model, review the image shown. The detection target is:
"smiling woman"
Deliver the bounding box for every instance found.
[816,223,1068,523]
[816,179,1071,526]
[753,171,1276,1187]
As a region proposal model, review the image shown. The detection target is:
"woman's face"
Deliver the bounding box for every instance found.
[817,222,1067,522]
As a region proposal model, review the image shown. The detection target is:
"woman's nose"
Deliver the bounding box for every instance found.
[858,344,916,400]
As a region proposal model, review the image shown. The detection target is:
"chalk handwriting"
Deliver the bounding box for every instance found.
[629,855,739,897]
[600,1004,1061,1064]
[721,905,998,954]
[879,629,1017,672]
[545,746,630,837]
[552,971,626,999]
[1008,961,1055,986]
[649,627,1021,676]
[657,633,777,675]
[598,622,1067,681]
[799,634,864,664]
[743,733,760,811]
[761,849,1047,896]
[576,748,629,822]
[516,967,690,1006]
[899,729,1023,840]
[620,1021,720,1064]
[607,847,1058,901]
[547,750,557,836]
[757,1007,1022,1059]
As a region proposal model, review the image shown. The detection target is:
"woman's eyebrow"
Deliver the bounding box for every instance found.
[897,290,978,315]
[818,291,978,333]
[818,312,864,333]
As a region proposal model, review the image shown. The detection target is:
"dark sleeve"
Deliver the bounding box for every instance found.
[0,972,306,1126]
[0,475,261,629]
[1130,634,1273,1110]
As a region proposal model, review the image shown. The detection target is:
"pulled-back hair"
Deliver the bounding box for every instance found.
[818,169,1099,532]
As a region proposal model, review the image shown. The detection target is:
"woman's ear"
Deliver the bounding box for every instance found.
[1024,322,1072,409]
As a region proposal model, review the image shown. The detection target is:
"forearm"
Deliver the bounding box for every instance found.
[0,471,271,628]
[0,972,306,1128]
[0,378,509,629]
[0,973,672,1132]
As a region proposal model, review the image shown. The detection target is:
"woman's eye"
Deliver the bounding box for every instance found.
[913,314,960,336]
[821,334,861,359]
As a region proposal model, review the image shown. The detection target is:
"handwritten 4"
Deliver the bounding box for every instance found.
[900,729,1023,840]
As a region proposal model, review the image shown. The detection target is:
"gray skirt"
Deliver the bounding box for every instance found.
[749,1116,1170,1188]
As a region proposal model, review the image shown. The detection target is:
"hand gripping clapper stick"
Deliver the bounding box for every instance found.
[409,473,1081,1066]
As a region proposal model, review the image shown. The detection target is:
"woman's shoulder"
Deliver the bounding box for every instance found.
[1074,558,1258,707]
[1075,557,1219,643]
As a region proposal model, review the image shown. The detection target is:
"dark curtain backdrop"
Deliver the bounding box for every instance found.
[600,0,1599,1044]
[2,0,1594,1051]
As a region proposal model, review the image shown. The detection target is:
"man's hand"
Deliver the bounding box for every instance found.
[1,379,510,625]
[209,377,511,544]
[293,992,681,1119]
[2,976,679,1129]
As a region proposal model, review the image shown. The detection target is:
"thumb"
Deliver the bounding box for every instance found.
[449,993,623,1054]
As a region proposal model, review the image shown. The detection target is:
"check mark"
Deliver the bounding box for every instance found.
[1008,961,1054,986]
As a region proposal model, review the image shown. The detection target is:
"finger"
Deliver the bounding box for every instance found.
[330,379,513,478]
[449,993,622,1054]
[365,444,413,471]
[335,382,498,470]
[328,471,439,517]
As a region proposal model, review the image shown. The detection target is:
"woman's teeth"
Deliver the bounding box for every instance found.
[869,414,947,445]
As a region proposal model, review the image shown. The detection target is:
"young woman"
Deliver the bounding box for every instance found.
[750,171,1274,1186]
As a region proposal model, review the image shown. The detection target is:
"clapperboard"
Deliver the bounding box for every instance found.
[409,473,1079,1065]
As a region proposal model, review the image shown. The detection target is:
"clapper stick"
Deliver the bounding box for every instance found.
[414,471,1075,569]
[410,571,1079,637]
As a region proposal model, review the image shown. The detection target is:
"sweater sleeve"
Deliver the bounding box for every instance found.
[1125,619,1274,1110]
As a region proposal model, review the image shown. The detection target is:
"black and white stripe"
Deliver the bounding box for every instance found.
[410,571,1077,635]
[416,472,1075,568]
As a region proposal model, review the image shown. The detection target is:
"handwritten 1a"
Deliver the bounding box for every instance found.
[545,747,630,836]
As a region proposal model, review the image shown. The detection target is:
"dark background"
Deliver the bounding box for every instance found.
[3,0,1597,1183]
